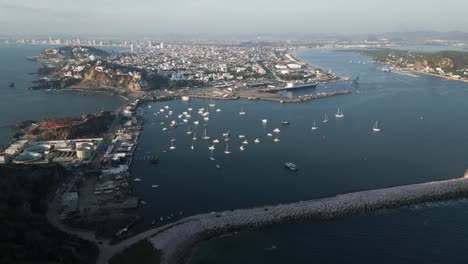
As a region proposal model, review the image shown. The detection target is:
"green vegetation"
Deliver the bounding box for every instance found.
[356,49,468,74]
[109,239,161,264]
[169,79,205,89]
[0,164,98,264]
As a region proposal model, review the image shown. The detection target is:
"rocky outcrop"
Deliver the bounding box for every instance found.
[16,111,115,141]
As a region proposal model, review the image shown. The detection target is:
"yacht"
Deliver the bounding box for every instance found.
[183,119,189,123]
[274,137,280,142]
[204,117,210,121]
[216,108,222,112]
[267,133,273,137]
[323,114,329,123]
[222,132,230,137]
[192,132,197,141]
[262,119,268,124]
[160,109,165,113]
[178,114,183,119]
[239,105,246,115]
[188,108,193,112]
[284,162,297,171]
[186,125,193,135]
[209,99,216,107]
[335,107,344,118]
[281,121,290,125]
[254,138,261,144]
[273,128,281,133]
[224,143,231,155]
[162,127,168,131]
[239,134,246,139]
[209,145,216,151]
[182,111,188,115]
[311,120,319,130]
[240,146,245,151]
[209,149,215,160]
[169,141,176,150]
[133,178,142,182]
[372,121,381,132]
[164,106,170,109]
[170,120,178,127]
[168,111,173,115]
[242,140,249,145]
[185,114,191,119]
[194,120,200,125]
[198,110,204,115]
[202,129,211,140]
[213,139,220,144]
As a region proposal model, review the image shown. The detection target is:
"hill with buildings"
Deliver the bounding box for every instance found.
[359,49,468,80]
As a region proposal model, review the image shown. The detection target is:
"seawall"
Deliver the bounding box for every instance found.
[146,177,468,264]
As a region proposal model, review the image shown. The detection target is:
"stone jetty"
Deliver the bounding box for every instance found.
[104,176,468,264]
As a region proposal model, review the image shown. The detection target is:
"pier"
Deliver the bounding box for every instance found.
[102,175,468,264]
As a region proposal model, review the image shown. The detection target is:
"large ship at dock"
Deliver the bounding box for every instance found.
[285,81,318,90]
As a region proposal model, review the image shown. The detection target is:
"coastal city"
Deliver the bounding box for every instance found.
[3,1,468,264]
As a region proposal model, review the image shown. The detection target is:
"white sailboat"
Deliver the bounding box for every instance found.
[239,105,246,115]
[335,107,344,118]
[240,145,245,151]
[311,120,318,130]
[190,139,195,150]
[209,149,215,160]
[170,140,176,150]
[262,119,268,124]
[202,128,211,140]
[323,114,329,123]
[186,125,193,135]
[372,121,381,132]
[224,143,231,155]
[192,132,197,141]
[273,135,280,142]
[209,145,215,151]
[209,99,216,107]
[216,108,222,112]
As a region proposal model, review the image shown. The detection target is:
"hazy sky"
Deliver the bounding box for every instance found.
[1,0,467,36]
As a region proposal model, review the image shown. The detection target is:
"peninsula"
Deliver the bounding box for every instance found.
[357,49,468,82]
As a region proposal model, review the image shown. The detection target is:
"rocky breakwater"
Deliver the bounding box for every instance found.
[144,176,468,264]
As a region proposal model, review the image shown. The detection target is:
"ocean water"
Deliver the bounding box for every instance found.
[129,48,468,263]
[0,44,126,147]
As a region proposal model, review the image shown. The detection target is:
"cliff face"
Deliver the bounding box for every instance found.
[80,66,142,91]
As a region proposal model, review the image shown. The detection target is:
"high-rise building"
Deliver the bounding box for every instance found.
[160,42,164,49]
[130,43,134,53]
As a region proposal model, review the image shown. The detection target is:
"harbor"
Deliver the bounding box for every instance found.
[3,44,468,264]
